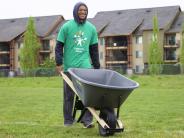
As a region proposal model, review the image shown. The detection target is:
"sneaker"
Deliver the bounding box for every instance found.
[82,122,95,128]
[64,120,76,127]
[64,123,73,127]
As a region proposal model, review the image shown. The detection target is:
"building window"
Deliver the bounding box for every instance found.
[0,42,10,51]
[136,36,142,44]
[164,49,176,60]
[18,42,23,49]
[136,51,143,58]
[166,34,176,45]
[0,55,10,64]
[99,38,105,46]
[42,53,50,61]
[42,40,50,50]
[135,65,143,73]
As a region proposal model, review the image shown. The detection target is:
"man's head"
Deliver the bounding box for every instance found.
[73,2,88,24]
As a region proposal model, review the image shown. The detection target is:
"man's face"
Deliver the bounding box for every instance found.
[78,5,87,20]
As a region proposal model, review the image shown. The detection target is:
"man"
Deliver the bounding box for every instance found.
[55,2,100,128]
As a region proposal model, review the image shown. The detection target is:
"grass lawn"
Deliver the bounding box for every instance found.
[0,75,184,138]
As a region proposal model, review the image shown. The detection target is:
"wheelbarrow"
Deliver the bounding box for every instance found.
[60,68,139,136]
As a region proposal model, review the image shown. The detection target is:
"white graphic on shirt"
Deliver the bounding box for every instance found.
[74,31,87,46]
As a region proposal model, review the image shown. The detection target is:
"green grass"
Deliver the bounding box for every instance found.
[0,75,184,138]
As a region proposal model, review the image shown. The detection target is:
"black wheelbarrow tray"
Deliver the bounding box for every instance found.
[60,68,139,136]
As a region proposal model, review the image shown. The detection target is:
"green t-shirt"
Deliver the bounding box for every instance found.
[57,20,98,72]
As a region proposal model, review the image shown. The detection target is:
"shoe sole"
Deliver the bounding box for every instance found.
[83,123,95,128]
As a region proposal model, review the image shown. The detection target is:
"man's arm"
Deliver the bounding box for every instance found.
[55,41,64,73]
[89,43,100,69]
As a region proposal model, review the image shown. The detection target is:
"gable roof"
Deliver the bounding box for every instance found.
[0,15,64,42]
[166,12,184,33]
[91,6,180,36]
[50,20,68,37]
[88,18,109,34]
[0,18,27,42]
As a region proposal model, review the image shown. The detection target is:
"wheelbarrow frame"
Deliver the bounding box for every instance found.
[60,71,124,135]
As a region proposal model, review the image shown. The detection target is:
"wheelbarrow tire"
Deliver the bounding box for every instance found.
[98,108,116,136]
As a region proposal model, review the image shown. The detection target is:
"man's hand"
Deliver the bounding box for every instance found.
[56,65,63,74]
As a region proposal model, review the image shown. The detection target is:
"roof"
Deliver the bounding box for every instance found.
[166,12,184,33]
[0,15,64,42]
[91,6,180,36]
[50,20,68,37]
[88,18,109,34]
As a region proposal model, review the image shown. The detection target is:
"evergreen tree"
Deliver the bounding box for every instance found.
[148,15,163,75]
[19,17,41,72]
[180,22,184,74]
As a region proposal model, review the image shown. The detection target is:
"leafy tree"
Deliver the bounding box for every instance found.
[180,22,184,74]
[148,15,163,75]
[19,17,41,72]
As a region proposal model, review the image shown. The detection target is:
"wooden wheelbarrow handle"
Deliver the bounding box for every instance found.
[60,71,79,96]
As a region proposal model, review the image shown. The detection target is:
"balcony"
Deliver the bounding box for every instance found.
[164,39,180,47]
[164,34,180,48]
[106,41,128,47]
[164,45,179,48]
[39,45,51,53]
[0,64,10,67]
[0,43,10,54]
[164,50,178,63]
[106,36,128,47]
[39,50,51,53]
[106,50,127,61]
[106,61,128,64]
[106,46,127,50]
[0,55,10,64]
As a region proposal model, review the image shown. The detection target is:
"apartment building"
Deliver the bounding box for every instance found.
[0,15,64,75]
[90,5,183,74]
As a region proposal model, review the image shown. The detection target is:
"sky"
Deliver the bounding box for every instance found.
[0,0,184,20]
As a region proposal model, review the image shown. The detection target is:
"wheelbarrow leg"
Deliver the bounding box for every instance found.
[72,96,88,123]
[116,95,122,119]
[77,108,87,122]
[72,95,85,120]
[116,96,124,131]
[72,95,78,119]
[98,108,116,136]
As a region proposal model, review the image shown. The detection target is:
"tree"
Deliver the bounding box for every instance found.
[19,17,41,72]
[148,15,163,75]
[180,22,184,74]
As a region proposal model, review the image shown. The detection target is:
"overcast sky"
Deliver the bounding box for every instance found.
[0,0,184,19]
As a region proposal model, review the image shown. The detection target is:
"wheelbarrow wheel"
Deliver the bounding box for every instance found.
[98,108,116,136]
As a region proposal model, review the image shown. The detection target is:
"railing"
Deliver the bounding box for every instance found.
[164,40,180,48]
[39,45,51,53]
[106,46,127,50]
[0,68,58,77]
[164,45,179,48]
[106,41,128,47]
[0,64,183,77]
